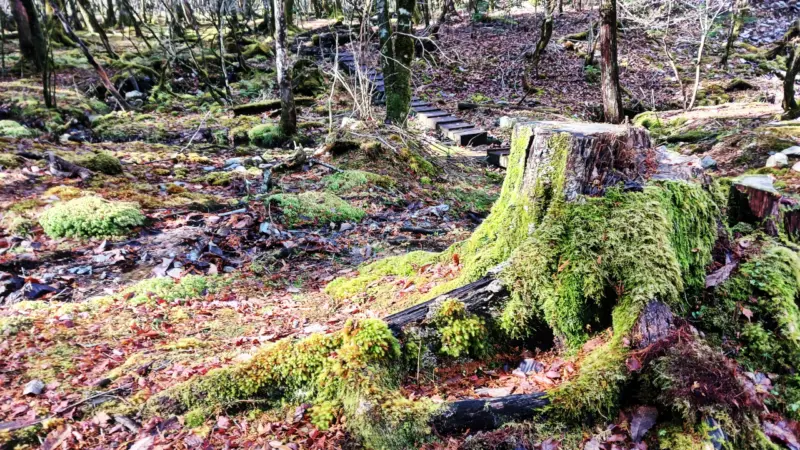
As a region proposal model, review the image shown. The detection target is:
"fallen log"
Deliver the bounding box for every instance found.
[47,152,93,180]
[232,97,315,116]
[432,393,549,434]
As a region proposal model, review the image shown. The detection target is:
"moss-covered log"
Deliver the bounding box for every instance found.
[231,96,315,116]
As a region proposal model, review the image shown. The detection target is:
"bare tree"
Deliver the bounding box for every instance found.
[378,0,414,124]
[599,0,623,123]
[522,0,555,93]
[720,0,747,67]
[11,0,47,71]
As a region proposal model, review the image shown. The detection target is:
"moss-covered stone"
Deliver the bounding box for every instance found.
[248,123,287,147]
[0,153,23,168]
[39,196,145,238]
[0,120,36,138]
[292,59,325,96]
[267,191,366,225]
[78,151,123,175]
[322,170,394,193]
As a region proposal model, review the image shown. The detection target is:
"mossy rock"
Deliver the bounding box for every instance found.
[0,120,36,138]
[266,191,366,225]
[248,123,287,148]
[77,151,123,175]
[292,59,325,96]
[39,196,146,239]
[322,170,394,193]
[0,153,23,168]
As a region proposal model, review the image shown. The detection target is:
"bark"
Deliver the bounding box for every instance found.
[11,0,47,71]
[75,0,117,58]
[274,0,296,134]
[726,174,800,239]
[432,393,549,434]
[105,0,116,26]
[46,152,93,180]
[599,0,623,123]
[522,0,554,92]
[782,44,800,117]
[47,0,130,110]
[765,19,800,61]
[379,0,415,124]
[720,0,747,67]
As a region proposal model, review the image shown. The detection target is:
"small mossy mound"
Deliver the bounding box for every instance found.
[266,191,366,226]
[43,186,85,200]
[77,151,123,175]
[39,196,145,238]
[322,169,394,193]
[0,120,35,138]
[121,275,224,305]
[0,316,33,336]
[248,123,287,147]
[145,318,438,449]
[92,112,169,142]
[292,59,325,96]
[432,299,489,358]
[0,154,23,168]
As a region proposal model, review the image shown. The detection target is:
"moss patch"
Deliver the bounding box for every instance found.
[0,120,35,138]
[77,151,123,175]
[248,123,287,147]
[322,170,394,193]
[39,196,145,238]
[267,192,365,226]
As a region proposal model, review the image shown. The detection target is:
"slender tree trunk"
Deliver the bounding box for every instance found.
[76,0,117,56]
[522,0,554,92]
[379,0,414,124]
[11,0,47,71]
[105,0,116,26]
[284,0,293,27]
[720,0,747,67]
[599,0,623,123]
[47,0,131,110]
[783,44,800,118]
[118,0,134,27]
[688,23,711,111]
[274,0,296,135]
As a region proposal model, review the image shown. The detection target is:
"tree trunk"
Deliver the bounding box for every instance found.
[11,0,47,71]
[273,0,296,135]
[782,44,800,118]
[47,0,130,110]
[105,0,116,26]
[522,0,554,92]
[75,0,117,57]
[284,0,293,27]
[379,0,414,124]
[720,0,747,67]
[599,0,623,123]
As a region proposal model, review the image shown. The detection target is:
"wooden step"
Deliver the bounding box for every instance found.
[411,100,428,107]
[412,106,439,113]
[421,115,462,130]
[487,149,510,168]
[438,121,475,132]
[447,128,488,146]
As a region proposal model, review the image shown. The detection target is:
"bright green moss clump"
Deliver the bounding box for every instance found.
[267,191,366,225]
[0,316,33,336]
[146,318,438,449]
[433,299,488,358]
[78,151,123,175]
[39,196,145,238]
[322,170,394,193]
[248,123,286,147]
[0,154,23,168]
[0,120,35,138]
[121,275,224,305]
[324,250,439,301]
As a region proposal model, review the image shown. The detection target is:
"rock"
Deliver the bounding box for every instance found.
[766,153,788,168]
[781,146,800,157]
[125,90,144,100]
[224,157,244,167]
[23,379,45,395]
[792,161,800,173]
[701,155,717,170]
[474,387,513,398]
[340,222,354,232]
[129,436,154,450]
[518,358,545,374]
[499,116,517,129]
[340,117,365,130]
[202,166,216,172]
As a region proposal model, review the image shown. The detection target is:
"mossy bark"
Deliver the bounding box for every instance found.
[379,0,415,124]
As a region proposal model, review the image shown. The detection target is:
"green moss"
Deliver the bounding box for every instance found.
[0,153,23,168]
[267,191,365,226]
[248,123,287,147]
[432,299,488,358]
[0,316,33,336]
[78,151,123,175]
[122,275,224,305]
[325,250,439,301]
[664,130,718,144]
[657,425,704,449]
[322,170,394,193]
[39,196,145,238]
[43,186,85,200]
[1,213,34,236]
[0,120,35,138]
[184,408,209,427]
[632,111,662,129]
[9,199,43,213]
[145,319,437,449]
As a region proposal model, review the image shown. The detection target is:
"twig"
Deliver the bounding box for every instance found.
[308,158,343,172]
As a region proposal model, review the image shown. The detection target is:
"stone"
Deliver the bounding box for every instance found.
[518,358,545,374]
[766,153,788,168]
[224,157,244,167]
[23,379,45,396]
[499,116,517,129]
[340,222,354,232]
[701,155,717,170]
[125,90,144,100]
[781,146,800,157]
[792,161,800,173]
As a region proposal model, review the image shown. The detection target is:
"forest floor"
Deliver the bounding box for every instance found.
[1,0,800,449]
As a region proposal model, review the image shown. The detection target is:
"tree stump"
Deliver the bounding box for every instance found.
[728,174,800,240]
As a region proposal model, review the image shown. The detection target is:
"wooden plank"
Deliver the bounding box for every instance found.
[438,121,474,132]
[448,128,488,146]
[419,114,460,129]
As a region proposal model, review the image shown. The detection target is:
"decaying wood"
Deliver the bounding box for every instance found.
[231,97,314,116]
[46,151,93,180]
[632,301,675,349]
[432,393,550,434]
[384,276,508,333]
